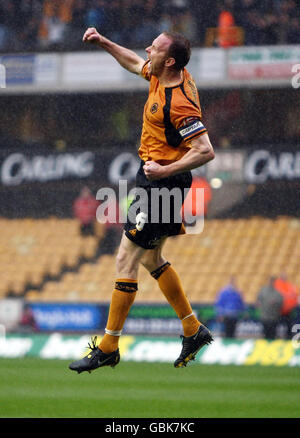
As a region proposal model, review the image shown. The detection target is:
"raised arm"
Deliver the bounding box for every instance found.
[83,27,146,75]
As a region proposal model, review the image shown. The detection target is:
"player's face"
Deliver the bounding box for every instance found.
[145,34,172,77]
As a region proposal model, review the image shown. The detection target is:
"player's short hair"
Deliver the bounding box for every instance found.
[163,32,191,71]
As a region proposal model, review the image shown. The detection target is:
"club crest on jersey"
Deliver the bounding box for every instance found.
[150,103,158,114]
[129,228,137,237]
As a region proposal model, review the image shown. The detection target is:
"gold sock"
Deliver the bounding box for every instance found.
[99,279,137,353]
[181,313,201,337]
[151,262,201,337]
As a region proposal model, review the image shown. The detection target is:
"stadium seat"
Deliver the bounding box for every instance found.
[1,216,296,305]
[0,218,101,299]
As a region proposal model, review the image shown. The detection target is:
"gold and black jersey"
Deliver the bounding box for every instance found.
[139,60,207,165]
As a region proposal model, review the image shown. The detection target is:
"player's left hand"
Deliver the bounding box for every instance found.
[143,161,169,180]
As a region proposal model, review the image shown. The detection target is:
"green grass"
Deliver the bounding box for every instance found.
[0,358,299,418]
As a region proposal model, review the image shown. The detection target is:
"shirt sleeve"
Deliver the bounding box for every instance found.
[172,102,208,144]
[178,117,208,143]
[171,91,207,145]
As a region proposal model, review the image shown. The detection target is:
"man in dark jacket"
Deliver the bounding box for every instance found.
[256,276,283,340]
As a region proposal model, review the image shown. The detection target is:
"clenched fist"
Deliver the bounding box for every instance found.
[82,27,102,45]
[143,161,170,180]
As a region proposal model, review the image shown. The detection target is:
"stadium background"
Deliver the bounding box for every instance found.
[0,0,300,419]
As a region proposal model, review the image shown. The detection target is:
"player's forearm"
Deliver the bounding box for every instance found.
[98,36,144,74]
[164,143,215,176]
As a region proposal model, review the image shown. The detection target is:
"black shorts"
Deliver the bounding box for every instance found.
[124,161,192,249]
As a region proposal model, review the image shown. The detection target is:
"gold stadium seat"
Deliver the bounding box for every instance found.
[6,216,297,305]
[0,217,103,299]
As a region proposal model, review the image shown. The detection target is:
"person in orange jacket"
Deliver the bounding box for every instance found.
[218,3,239,49]
[274,274,299,339]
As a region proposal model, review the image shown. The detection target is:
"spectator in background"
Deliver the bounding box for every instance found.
[14,0,43,50]
[71,0,87,30]
[85,0,106,29]
[72,186,99,236]
[256,276,283,340]
[158,12,173,34]
[0,0,299,51]
[145,0,163,22]
[128,1,155,47]
[181,176,212,222]
[217,0,240,48]
[38,0,73,49]
[64,0,87,48]
[134,17,157,47]
[170,8,198,45]
[274,273,299,339]
[238,0,266,46]
[215,276,245,338]
[19,303,38,333]
[101,0,124,45]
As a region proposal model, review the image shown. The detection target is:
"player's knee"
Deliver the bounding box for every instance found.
[140,252,165,273]
[140,257,153,272]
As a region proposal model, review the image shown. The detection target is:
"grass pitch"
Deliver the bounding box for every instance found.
[0,358,299,418]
